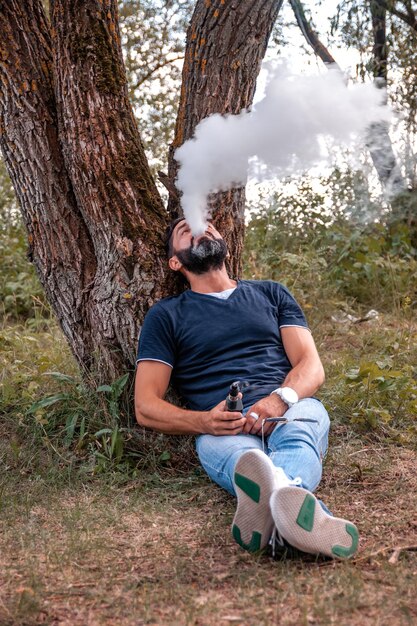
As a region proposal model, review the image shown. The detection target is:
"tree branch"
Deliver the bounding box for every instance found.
[288,0,339,68]
[132,55,185,90]
[378,0,417,30]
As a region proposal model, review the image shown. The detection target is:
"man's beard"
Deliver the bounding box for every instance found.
[175,236,228,275]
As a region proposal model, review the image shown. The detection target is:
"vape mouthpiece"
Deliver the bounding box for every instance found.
[229,381,240,397]
[226,381,243,412]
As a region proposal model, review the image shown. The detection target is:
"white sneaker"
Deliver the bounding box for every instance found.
[270,486,359,559]
[232,450,276,552]
[232,450,300,552]
[274,466,302,490]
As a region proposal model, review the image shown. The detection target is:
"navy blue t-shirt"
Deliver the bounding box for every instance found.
[136,280,309,412]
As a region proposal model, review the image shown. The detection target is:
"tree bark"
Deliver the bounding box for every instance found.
[167,0,284,278]
[50,0,170,381]
[0,0,170,384]
[0,0,97,371]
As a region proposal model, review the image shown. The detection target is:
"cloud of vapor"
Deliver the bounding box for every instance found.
[175,61,391,235]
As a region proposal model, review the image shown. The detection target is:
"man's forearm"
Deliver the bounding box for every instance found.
[136,396,206,435]
[281,356,325,400]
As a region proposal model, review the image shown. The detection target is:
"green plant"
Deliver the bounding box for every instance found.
[244,195,417,316]
[344,359,417,430]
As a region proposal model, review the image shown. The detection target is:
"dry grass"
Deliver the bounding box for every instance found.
[1,314,416,625]
[0,437,416,625]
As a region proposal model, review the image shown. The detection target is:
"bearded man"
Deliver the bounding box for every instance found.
[134,218,359,559]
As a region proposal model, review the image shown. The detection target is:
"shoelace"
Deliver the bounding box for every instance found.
[261,416,318,452]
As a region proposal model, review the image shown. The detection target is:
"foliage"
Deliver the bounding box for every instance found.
[318,313,417,440]
[244,170,417,312]
[344,358,417,432]
[0,160,47,321]
[0,318,196,478]
[119,0,194,176]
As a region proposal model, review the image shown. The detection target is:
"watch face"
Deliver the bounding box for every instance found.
[281,387,298,404]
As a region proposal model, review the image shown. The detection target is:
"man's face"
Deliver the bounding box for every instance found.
[169,219,228,275]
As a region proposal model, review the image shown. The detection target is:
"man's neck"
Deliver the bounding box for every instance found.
[187,267,237,294]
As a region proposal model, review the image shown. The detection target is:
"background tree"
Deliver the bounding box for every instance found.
[328,0,417,238]
[289,0,405,196]
[330,1,417,182]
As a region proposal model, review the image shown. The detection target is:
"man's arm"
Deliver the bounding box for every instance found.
[135,361,246,436]
[280,326,325,397]
[243,327,325,435]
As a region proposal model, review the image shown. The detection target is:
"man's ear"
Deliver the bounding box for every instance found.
[168,255,182,272]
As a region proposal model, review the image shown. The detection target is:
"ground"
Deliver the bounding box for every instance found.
[1,315,416,625]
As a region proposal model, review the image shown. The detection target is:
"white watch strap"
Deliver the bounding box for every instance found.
[271,387,298,407]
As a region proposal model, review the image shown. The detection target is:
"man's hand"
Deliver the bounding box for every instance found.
[243,394,288,437]
[202,399,246,436]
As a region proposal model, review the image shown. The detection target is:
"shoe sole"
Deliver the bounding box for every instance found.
[232,449,275,552]
[270,486,359,559]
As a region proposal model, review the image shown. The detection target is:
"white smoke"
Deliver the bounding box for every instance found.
[175,61,391,235]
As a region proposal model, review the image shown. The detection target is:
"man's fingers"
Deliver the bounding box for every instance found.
[241,408,258,433]
[221,417,246,430]
[219,411,244,421]
[219,425,246,436]
[249,417,277,436]
[249,422,263,435]
[262,422,276,437]
[246,412,264,434]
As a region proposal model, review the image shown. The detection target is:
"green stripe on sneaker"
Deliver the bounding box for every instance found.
[234,472,260,503]
[332,523,359,558]
[296,493,316,531]
[232,524,262,552]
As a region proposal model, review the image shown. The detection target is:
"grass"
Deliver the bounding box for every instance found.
[0,444,416,625]
[1,309,416,624]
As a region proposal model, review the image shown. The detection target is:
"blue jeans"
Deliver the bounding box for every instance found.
[196,398,330,497]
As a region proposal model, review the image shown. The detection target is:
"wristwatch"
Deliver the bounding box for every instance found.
[271,386,299,408]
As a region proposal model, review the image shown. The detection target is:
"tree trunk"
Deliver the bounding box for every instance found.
[367,0,405,197]
[167,0,284,278]
[0,0,97,372]
[0,0,282,385]
[0,0,169,384]
[50,0,170,381]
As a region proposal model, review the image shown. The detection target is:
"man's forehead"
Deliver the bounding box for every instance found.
[173,218,216,237]
[173,218,187,236]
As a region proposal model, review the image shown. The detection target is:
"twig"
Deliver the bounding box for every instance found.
[133,55,184,89]
[354,544,417,564]
[388,545,417,564]
[288,0,340,69]
[158,171,179,199]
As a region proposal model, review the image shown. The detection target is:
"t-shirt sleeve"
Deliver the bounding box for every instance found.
[136,304,176,368]
[277,284,309,330]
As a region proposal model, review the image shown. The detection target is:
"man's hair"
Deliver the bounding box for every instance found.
[165,216,186,259]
